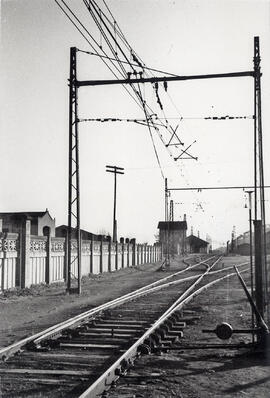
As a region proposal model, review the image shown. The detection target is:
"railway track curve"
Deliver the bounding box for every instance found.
[0,255,249,397]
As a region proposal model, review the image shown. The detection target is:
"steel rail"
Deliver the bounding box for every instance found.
[0,259,249,397]
[157,256,222,322]
[79,261,245,397]
[32,256,218,345]
[0,256,216,359]
[148,263,249,291]
[107,256,225,302]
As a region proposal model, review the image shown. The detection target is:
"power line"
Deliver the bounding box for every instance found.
[83,1,180,174]
[78,115,254,123]
[168,185,270,191]
[136,83,165,179]
[54,0,146,110]
[77,49,178,76]
[57,0,198,170]
[81,0,193,164]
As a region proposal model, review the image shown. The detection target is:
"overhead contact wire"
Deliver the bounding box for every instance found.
[55,0,145,110]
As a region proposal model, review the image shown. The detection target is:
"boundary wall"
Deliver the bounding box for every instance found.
[0,220,162,291]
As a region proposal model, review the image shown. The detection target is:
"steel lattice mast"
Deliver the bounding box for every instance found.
[67,47,81,294]
[67,38,267,321]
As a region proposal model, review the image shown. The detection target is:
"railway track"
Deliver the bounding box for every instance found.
[0,255,248,397]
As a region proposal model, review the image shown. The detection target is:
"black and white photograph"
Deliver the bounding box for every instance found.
[1,0,270,397]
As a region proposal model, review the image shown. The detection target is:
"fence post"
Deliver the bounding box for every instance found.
[145,245,147,264]
[122,242,125,268]
[144,244,147,264]
[115,242,118,270]
[45,230,51,284]
[100,236,103,274]
[21,219,31,288]
[119,238,123,268]
[14,223,21,287]
[90,235,93,274]
[130,239,135,266]
[64,229,68,282]
[108,238,111,272]
[126,239,129,267]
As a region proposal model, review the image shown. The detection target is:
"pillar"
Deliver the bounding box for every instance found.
[115,242,118,270]
[122,242,124,268]
[21,219,31,288]
[100,237,103,274]
[90,235,94,274]
[64,229,68,282]
[45,230,51,284]
[107,237,111,272]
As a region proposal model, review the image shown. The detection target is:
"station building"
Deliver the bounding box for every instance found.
[185,234,209,253]
[157,220,187,254]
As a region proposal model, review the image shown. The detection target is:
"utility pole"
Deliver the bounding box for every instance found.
[106,165,124,242]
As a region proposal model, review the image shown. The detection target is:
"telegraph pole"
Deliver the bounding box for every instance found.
[106,165,124,242]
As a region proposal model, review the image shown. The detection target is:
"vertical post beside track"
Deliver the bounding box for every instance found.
[253,36,267,321]
[254,220,264,318]
[68,47,81,294]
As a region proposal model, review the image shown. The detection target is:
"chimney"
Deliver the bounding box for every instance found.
[198,231,200,238]
[191,226,193,235]
[183,214,186,221]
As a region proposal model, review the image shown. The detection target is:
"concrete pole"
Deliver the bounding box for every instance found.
[21,219,31,288]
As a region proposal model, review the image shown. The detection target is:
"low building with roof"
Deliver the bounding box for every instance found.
[0,209,55,236]
[185,234,209,253]
[55,225,111,242]
[157,220,187,255]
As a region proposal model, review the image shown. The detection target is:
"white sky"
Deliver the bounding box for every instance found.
[1,0,270,247]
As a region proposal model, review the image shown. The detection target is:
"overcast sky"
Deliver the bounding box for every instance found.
[1,0,270,247]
